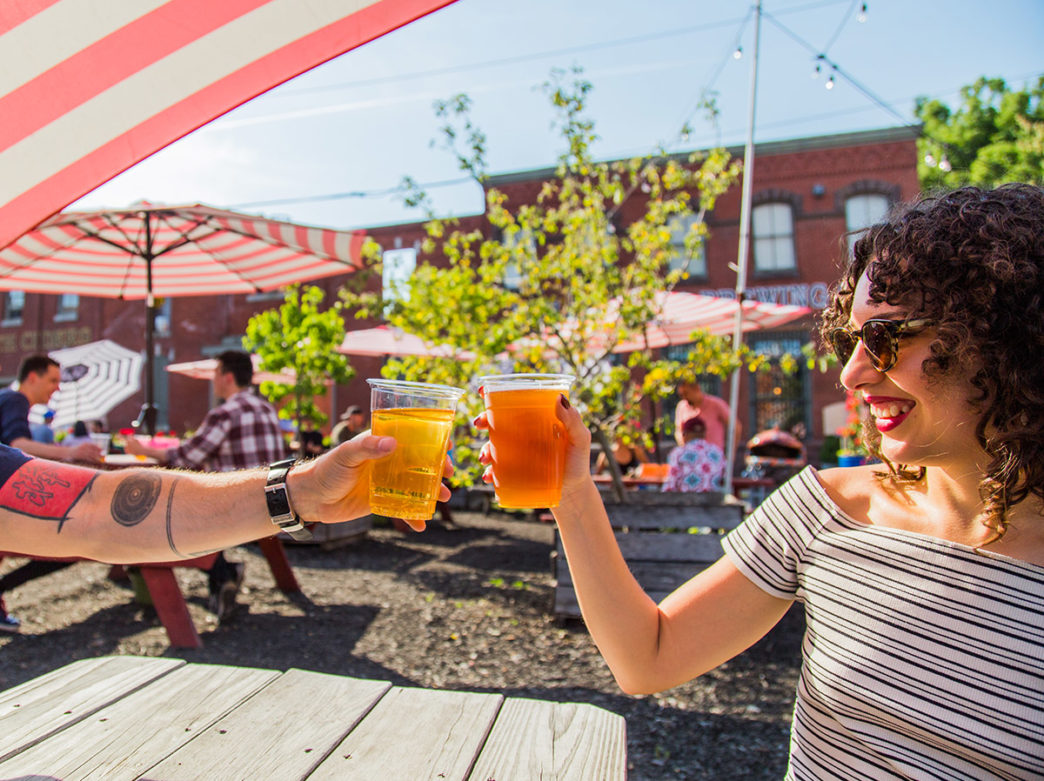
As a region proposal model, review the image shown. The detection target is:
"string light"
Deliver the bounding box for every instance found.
[858,2,868,23]
[811,53,826,78]
[733,45,743,59]
[825,66,837,90]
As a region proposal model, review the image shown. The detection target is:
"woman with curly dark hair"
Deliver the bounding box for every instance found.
[480,184,1044,779]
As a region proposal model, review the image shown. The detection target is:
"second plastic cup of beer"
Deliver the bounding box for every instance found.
[478,373,576,509]
[367,379,465,521]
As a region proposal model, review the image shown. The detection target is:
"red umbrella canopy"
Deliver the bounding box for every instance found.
[610,291,811,353]
[338,325,472,359]
[0,202,365,297]
[0,0,458,250]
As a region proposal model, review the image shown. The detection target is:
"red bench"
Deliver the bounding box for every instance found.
[0,535,300,648]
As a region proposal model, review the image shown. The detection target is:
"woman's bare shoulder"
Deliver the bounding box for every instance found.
[811,464,891,523]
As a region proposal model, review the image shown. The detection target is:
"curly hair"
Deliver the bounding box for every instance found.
[820,184,1044,543]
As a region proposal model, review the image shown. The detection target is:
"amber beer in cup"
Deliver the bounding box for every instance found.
[479,373,575,509]
[367,379,465,521]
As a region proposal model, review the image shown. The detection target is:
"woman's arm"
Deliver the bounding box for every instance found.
[0,435,442,562]
[479,397,790,694]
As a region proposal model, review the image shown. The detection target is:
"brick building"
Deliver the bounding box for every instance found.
[1,126,919,462]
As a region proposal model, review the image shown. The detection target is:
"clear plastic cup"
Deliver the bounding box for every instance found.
[367,379,465,521]
[478,373,576,509]
[88,432,111,455]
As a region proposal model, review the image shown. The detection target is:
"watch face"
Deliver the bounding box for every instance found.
[266,484,292,519]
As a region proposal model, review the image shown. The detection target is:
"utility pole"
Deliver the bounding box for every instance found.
[724,0,762,496]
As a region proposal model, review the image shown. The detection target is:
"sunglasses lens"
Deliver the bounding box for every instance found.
[861,322,895,370]
[829,329,857,363]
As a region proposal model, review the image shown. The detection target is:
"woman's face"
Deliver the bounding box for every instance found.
[839,269,984,471]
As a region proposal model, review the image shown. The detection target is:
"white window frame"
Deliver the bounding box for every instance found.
[382,247,418,303]
[844,193,890,253]
[54,293,80,322]
[2,291,25,325]
[752,203,796,272]
[667,214,707,278]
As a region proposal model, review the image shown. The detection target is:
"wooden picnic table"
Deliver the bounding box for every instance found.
[0,655,627,779]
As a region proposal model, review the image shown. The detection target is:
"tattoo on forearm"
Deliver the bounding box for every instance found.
[111,473,162,527]
[0,461,96,532]
[164,477,222,559]
[165,477,184,558]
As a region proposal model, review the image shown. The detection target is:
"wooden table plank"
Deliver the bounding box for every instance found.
[0,663,278,779]
[469,698,628,781]
[0,655,183,762]
[146,668,391,780]
[310,687,503,780]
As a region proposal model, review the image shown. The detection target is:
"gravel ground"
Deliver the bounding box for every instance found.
[0,510,803,779]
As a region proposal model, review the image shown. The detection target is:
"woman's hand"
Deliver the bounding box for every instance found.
[474,393,593,500]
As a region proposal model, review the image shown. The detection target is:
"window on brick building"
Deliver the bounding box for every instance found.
[667,214,707,278]
[845,193,890,252]
[382,247,417,303]
[54,293,79,321]
[2,291,25,324]
[752,203,796,272]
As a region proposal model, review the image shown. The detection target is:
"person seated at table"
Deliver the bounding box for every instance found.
[125,350,285,622]
[593,434,650,477]
[62,420,95,448]
[661,415,725,493]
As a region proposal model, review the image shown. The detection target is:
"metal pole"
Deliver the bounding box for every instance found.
[134,211,158,435]
[724,0,762,496]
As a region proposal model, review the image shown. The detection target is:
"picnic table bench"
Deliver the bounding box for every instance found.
[552,489,746,620]
[0,535,300,648]
[0,655,627,779]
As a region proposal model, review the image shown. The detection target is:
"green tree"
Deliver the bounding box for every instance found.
[916,76,1044,189]
[343,69,754,497]
[244,284,354,436]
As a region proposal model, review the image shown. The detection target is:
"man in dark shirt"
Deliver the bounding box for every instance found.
[0,355,103,631]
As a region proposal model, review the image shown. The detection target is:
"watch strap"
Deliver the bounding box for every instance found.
[265,459,313,541]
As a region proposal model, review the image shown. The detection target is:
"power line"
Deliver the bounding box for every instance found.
[229,177,474,209]
[278,0,852,99]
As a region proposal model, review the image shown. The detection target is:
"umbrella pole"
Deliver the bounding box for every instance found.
[724,0,762,496]
[133,216,158,435]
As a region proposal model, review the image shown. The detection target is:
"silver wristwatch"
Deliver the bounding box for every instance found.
[265,459,313,541]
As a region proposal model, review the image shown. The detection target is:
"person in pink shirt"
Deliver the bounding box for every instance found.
[673,382,737,451]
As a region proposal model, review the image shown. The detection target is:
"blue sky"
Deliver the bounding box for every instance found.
[74,0,1043,230]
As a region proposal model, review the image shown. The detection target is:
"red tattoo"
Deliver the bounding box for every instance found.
[0,461,96,531]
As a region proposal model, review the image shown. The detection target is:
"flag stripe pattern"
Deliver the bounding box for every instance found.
[0,204,366,298]
[722,467,1044,780]
[0,0,457,250]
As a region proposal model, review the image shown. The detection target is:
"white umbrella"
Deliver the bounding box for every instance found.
[39,339,143,429]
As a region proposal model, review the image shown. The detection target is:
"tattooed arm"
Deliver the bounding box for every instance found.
[0,434,447,562]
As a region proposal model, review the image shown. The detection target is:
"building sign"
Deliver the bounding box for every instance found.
[700,282,831,310]
[0,327,93,355]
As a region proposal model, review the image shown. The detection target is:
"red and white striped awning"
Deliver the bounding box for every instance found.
[0,202,365,297]
[610,291,811,352]
[0,0,457,250]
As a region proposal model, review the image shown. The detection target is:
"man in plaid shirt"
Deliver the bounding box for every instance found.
[127,350,287,621]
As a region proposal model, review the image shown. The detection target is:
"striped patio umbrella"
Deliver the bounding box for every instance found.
[41,339,143,429]
[0,0,458,251]
[610,291,811,353]
[0,202,366,431]
[338,325,471,359]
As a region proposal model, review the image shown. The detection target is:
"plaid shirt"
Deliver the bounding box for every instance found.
[168,390,286,472]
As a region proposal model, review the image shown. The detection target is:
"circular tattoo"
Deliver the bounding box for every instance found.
[111,473,162,527]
